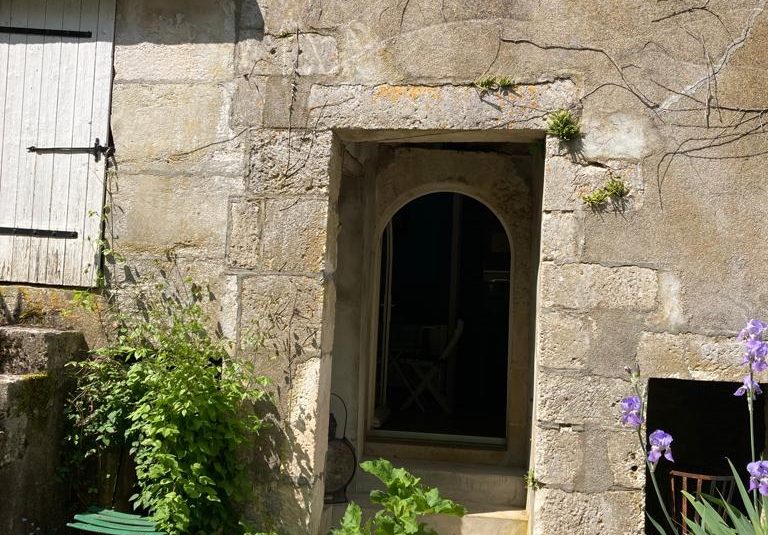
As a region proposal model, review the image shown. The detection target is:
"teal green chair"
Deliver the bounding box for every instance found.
[67,508,164,534]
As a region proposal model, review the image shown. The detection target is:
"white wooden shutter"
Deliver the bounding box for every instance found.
[0,0,115,286]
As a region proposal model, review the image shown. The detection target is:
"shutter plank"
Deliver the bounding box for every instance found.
[45,0,82,284]
[61,0,98,286]
[78,0,114,287]
[0,2,11,274]
[11,0,49,282]
[27,0,65,283]
[0,0,30,280]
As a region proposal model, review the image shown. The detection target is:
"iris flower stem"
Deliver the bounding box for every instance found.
[637,428,678,534]
[749,368,758,509]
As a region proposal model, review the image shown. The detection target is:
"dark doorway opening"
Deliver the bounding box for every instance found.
[645,378,765,533]
[373,192,510,443]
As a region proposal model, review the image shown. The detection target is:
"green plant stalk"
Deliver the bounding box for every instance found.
[631,381,677,534]
[638,427,678,534]
[749,368,758,509]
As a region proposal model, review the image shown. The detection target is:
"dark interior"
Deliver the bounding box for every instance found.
[645,378,765,532]
[373,192,510,440]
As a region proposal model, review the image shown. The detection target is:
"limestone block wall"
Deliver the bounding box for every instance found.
[97,0,768,533]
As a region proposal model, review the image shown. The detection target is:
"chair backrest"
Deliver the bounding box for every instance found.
[438,320,464,361]
[669,469,736,534]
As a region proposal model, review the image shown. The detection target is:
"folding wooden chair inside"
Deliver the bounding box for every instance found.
[669,469,736,534]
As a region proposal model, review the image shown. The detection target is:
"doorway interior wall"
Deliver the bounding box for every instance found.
[329,136,544,468]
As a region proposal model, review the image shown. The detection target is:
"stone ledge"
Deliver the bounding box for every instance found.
[0,327,86,375]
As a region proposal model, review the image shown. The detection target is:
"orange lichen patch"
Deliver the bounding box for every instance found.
[373,85,441,102]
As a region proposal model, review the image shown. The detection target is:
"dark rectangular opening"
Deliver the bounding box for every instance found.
[645,378,765,533]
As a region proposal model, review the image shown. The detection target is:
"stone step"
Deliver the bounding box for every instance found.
[322,494,528,535]
[0,325,86,375]
[351,458,528,508]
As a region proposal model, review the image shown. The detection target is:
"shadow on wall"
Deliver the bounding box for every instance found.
[115,0,264,45]
[247,397,318,533]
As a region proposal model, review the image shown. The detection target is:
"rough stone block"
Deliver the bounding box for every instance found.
[232,76,266,128]
[114,0,236,82]
[228,197,329,272]
[239,275,325,384]
[534,426,583,490]
[542,156,644,212]
[112,83,243,176]
[540,262,658,311]
[606,429,645,490]
[115,0,236,46]
[533,488,643,535]
[115,42,235,82]
[541,211,584,263]
[537,310,593,370]
[579,109,659,161]
[237,33,338,77]
[536,370,628,425]
[307,80,577,130]
[636,331,743,381]
[247,129,333,194]
[0,327,86,375]
[113,174,241,259]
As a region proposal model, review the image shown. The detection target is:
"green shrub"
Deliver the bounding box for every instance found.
[330,459,466,535]
[547,109,581,141]
[65,284,268,535]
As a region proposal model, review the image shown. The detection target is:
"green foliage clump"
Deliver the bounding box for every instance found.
[603,176,630,199]
[523,469,542,491]
[65,284,269,535]
[546,109,581,141]
[581,177,630,210]
[330,459,466,535]
[474,75,515,91]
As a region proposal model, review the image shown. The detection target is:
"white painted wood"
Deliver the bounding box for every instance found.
[0,0,30,280]
[28,0,64,282]
[78,0,115,286]
[46,0,84,284]
[10,0,48,282]
[0,0,116,286]
[62,0,99,286]
[0,3,12,278]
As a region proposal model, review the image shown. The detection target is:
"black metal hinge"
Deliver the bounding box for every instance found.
[27,138,111,162]
[0,26,91,38]
[0,227,78,239]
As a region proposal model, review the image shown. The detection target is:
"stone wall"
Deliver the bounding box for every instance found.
[0,327,86,534]
[98,0,768,533]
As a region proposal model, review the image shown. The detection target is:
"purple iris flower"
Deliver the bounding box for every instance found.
[620,395,643,428]
[735,375,763,397]
[743,340,768,372]
[648,430,674,466]
[747,461,768,496]
[738,319,768,341]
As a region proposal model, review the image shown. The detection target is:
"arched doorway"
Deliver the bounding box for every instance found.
[373,192,512,443]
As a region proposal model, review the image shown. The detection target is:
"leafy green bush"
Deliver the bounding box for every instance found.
[330,459,466,535]
[65,284,268,535]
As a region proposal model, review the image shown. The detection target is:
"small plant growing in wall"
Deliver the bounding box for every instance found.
[523,469,542,491]
[581,176,630,211]
[474,74,516,92]
[546,109,581,141]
